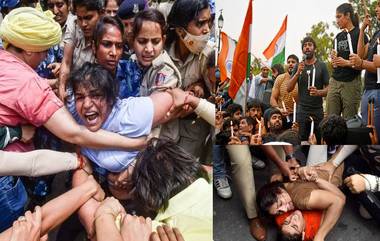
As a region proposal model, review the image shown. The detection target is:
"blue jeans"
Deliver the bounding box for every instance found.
[361,89,380,140]
[213,145,227,179]
[0,176,28,232]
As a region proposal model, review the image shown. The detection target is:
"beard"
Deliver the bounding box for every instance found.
[305,51,314,60]
[269,122,283,133]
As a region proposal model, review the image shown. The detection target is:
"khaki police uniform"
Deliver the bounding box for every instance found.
[133,50,182,142]
[167,41,215,160]
[139,50,181,95]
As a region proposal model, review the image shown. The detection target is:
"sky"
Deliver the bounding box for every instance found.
[216,0,349,62]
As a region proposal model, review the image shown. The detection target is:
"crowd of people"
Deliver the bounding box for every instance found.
[217,3,380,146]
[0,0,215,240]
[214,2,380,241]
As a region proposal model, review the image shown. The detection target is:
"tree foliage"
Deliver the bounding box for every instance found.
[303,22,335,62]
[349,0,378,33]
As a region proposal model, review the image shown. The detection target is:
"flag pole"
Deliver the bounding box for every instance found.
[244,0,253,116]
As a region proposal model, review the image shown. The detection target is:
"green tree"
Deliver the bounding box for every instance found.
[251,55,262,76]
[348,0,378,35]
[303,22,335,62]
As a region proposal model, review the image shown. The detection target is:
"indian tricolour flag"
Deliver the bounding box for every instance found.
[228,0,252,112]
[217,32,236,82]
[263,15,287,67]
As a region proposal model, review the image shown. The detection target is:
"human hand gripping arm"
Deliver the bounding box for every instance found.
[260,145,299,181]
[72,166,104,239]
[150,226,185,241]
[317,145,358,181]
[121,215,152,241]
[95,197,126,241]
[0,175,104,241]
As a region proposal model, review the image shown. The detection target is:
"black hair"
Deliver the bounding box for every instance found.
[104,0,121,8]
[277,129,301,145]
[287,54,299,63]
[301,36,317,49]
[256,181,286,216]
[222,118,239,131]
[133,9,166,39]
[226,103,243,117]
[263,107,282,131]
[280,232,302,241]
[165,0,210,48]
[207,50,215,68]
[240,116,255,127]
[131,138,209,212]
[73,0,103,12]
[93,15,125,49]
[337,3,359,27]
[69,62,119,106]
[42,0,69,10]
[272,64,285,76]
[247,99,264,112]
[320,114,347,145]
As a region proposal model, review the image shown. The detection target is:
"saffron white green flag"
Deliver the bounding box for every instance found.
[263,15,287,67]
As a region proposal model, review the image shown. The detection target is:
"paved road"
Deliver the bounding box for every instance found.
[214,163,380,241]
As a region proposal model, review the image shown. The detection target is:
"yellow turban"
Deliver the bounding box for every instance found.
[0,7,62,52]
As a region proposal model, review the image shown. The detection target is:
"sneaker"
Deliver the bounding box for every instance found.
[252,156,266,169]
[214,177,232,199]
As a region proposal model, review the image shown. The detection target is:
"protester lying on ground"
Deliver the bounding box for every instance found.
[257,164,345,241]
[275,209,324,241]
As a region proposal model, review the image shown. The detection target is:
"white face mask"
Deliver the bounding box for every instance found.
[181,29,210,54]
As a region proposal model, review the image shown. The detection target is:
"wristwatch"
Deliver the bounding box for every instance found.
[285,153,295,161]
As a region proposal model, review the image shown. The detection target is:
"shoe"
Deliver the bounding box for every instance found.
[249,217,266,241]
[252,156,266,170]
[214,177,232,199]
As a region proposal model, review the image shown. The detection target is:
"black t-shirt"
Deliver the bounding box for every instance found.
[360,146,380,175]
[332,27,369,82]
[364,30,380,90]
[292,60,329,110]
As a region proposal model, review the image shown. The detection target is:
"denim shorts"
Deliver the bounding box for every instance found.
[0,176,28,232]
